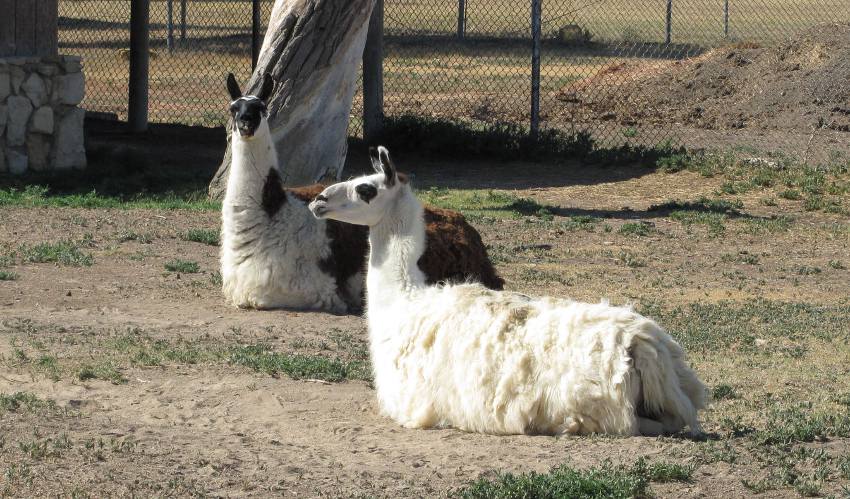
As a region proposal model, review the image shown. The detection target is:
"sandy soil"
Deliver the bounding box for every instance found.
[1,158,849,497]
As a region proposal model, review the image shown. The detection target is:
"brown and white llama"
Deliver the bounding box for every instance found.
[220,74,502,313]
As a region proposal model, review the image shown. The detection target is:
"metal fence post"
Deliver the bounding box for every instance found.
[180,0,187,40]
[252,0,261,70]
[363,0,384,142]
[723,0,729,37]
[129,0,150,132]
[665,0,672,44]
[457,0,466,40]
[167,0,174,53]
[530,0,541,140]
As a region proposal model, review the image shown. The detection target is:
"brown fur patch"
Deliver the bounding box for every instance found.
[263,181,504,311]
[261,169,287,217]
[419,206,505,290]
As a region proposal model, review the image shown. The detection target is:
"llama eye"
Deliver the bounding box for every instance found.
[355,184,378,203]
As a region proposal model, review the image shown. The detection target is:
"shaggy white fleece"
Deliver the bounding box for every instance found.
[310,147,707,436]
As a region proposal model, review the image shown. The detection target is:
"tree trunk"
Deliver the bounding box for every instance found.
[209,0,375,199]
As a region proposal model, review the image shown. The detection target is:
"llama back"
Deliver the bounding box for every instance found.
[369,285,704,435]
[420,207,504,290]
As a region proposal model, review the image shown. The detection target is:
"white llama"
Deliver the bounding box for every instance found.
[309,146,707,436]
[220,74,503,313]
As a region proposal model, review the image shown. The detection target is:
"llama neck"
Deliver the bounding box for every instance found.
[366,187,427,308]
[224,120,278,210]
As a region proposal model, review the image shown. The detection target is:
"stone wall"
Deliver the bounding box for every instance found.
[0,55,86,174]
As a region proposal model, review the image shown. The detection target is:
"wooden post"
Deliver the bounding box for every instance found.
[665,0,672,44]
[180,0,187,40]
[0,0,59,57]
[530,0,541,140]
[35,0,58,56]
[457,0,466,40]
[15,0,36,56]
[167,0,174,53]
[363,0,384,142]
[252,0,261,70]
[129,0,150,133]
[723,0,729,38]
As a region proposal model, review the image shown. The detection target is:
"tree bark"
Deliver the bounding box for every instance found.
[209,0,375,199]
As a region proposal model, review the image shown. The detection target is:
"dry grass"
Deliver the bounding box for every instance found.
[59,0,850,132]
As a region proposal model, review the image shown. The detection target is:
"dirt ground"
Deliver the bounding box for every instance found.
[557,23,850,157]
[1,144,850,497]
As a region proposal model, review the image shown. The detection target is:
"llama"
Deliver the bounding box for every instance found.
[220,74,502,313]
[308,146,708,436]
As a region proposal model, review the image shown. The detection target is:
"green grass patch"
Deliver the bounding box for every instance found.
[650,197,743,215]
[669,210,726,236]
[561,215,600,231]
[0,392,56,413]
[618,222,652,237]
[164,259,200,273]
[19,239,94,267]
[182,229,219,246]
[105,331,370,383]
[712,384,739,401]
[76,362,126,385]
[0,270,19,281]
[115,230,153,244]
[640,300,850,351]
[741,216,792,234]
[455,458,691,499]
[227,345,370,382]
[616,250,646,268]
[0,185,218,211]
[419,188,556,221]
[754,405,850,446]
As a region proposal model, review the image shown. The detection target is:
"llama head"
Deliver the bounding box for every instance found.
[309,146,408,227]
[226,72,274,138]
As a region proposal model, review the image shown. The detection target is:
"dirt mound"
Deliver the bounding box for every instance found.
[559,23,850,134]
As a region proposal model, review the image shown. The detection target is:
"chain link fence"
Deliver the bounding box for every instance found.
[59,0,273,127]
[60,0,850,157]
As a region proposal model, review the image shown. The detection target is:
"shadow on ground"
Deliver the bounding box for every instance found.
[0,119,663,198]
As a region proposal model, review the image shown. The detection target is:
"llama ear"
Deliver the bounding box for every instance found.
[226,73,242,101]
[368,147,383,174]
[257,73,274,103]
[377,146,396,187]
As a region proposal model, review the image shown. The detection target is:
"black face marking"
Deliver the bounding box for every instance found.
[262,168,287,217]
[355,183,378,204]
[230,97,267,137]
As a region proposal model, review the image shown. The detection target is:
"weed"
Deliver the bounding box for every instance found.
[77,362,126,385]
[828,260,846,270]
[228,345,369,382]
[742,216,792,234]
[455,457,692,499]
[753,405,850,446]
[779,189,802,200]
[0,185,218,211]
[670,210,726,236]
[795,265,822,276]
[616,250,646,268]
[183,229,219,246]
[164,259,200,273]
[0,392,56,413]
[115,230,153,244]
[712,384,739,400]
[0,270,18,281]
[618,222,652,237]
[19,240,94,267]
